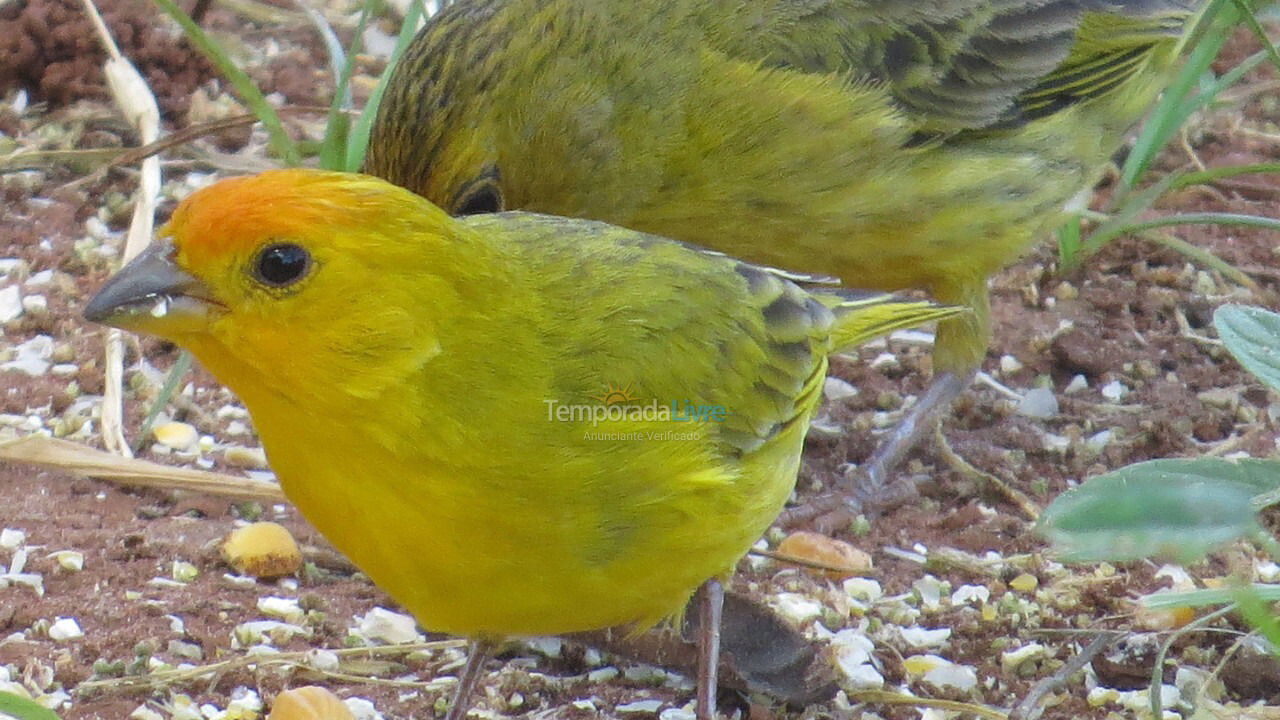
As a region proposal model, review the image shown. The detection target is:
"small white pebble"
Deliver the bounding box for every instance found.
[770,592,824,625]
[1174,667,1213,699]
[355,607,421,644]
[1063,374,1089,394]
[1119,685,1180,711]
[24,270,53,286]
[525,636,563,658]
[1100,380,1127,401]
[843,577,883,603]
[912,575,945,611]
[1,335,54,376]
[0,286,21,323]
[305,648,340,671]
[823,377,858,401]
[129,704,165,720]
[216,404,249,419]
[998,355,1023,374]
[659,707,697,720]
[900,626,951,649]
[222,573,257,588]
[1085,429,1113,453]
[951,584,990,605]
[623,666,667,684]
[616,699,664,714]
[869,352,899,371]
[1042,433,1071,453]
[257,596,303,622]
[1088,686,1120,707]
[0,528,25,550]
[0,572,44,595]
[923,661,977,692]
[50,364,78,377]
[227,686,263,714]
[344,697,383,720]
[232,620,310,647]
[48,617,83,641]
[830,629,884,689]
[840,662,885,690]
[1000,642,1047,673]
[1016,387,1058,419]
[587,667,619,683]
[20,294,46,314]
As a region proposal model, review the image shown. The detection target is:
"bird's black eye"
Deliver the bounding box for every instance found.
[454,183,503,216]
[253,243,311,288]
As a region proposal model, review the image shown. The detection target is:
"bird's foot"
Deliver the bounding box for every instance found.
[780,370,974,529]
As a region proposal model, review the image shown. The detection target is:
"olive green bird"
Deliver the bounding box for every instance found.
[365,0,1202,507]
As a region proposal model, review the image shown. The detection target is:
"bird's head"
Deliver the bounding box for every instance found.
[85,169,475,410]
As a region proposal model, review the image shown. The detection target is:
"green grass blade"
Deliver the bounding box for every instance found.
[294,0,347,92]
[1171,161,1280,188]
[1115,211,1280,234]
[1120,0,1238,190]
[1077,172,1183,258]
[346,0,429,171]
[1056,215,1083,272]
[1233,0,1280,73]
[153,0,301,165]
[0,692,61,720]
[131,351,194,455]
[318,0,376,170]
[1144,231,1259,292]
[1143,584,1280,608]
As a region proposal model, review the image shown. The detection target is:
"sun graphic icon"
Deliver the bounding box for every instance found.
[593,382,640,405]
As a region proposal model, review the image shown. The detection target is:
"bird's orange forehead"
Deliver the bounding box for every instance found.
[163,170,337,267]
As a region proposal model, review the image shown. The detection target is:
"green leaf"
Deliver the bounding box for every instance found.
[1215,304,1280,393]
[1039,458,1266,563]
[0,691,61,720]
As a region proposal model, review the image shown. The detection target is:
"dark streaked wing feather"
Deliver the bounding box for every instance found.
[709,0,1196,134]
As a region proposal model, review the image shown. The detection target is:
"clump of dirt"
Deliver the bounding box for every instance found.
[0,0,215,118]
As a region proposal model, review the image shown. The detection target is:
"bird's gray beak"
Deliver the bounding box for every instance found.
[84,240,220,335]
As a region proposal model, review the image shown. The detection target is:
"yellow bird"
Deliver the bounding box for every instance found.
[85,169,962,718]
[365,0,1202,505]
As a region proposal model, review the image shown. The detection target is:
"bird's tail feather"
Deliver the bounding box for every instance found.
[822,291,968,352]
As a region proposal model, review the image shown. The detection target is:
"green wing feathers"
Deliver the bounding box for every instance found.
[721,0,1199,135]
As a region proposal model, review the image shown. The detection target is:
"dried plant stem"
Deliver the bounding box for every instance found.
[79,0,163,457]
